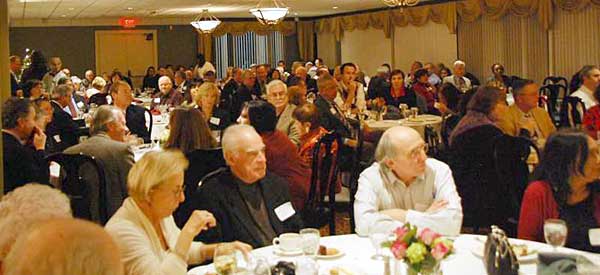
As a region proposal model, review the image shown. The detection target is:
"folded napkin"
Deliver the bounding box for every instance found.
[537,252,597,275]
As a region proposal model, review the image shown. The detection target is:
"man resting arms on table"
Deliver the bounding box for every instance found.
[354,126,463,236]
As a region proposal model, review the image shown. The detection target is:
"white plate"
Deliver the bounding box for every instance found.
[273,248,303,257]
[471,241,538,263]
[316,249,345,260]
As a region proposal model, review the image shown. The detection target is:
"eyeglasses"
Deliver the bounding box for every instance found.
[407,143,429,159]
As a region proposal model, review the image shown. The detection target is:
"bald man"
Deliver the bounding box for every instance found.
[191,125,303,248]
[152,76,184,111]
[354,126,463,236]
[4,218,123,275]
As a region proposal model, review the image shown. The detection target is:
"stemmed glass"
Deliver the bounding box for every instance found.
[544,219,568,251]
[369,231,389,260]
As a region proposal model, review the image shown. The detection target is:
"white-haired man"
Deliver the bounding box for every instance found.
[64,105,134,222]
[354,126,463,236]
[192,124,303,248]
[80,69,95,93]
[0,184,72,263]
[443,60,472,92]
[266,80,300,146]
[4,218,123,275]
[152,76,184,111]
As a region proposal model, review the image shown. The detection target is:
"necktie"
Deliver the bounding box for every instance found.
[68,100,78,118]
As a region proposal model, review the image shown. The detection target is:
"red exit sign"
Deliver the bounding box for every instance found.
[119,17,138,28]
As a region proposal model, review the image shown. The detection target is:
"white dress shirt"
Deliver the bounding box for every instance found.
[572,85,597,110]
[354,159,463,236]
[335,81,366,111]
[442,75,472,92]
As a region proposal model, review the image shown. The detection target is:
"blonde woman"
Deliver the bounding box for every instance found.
[194,82,232,131]
[105,150,251,275]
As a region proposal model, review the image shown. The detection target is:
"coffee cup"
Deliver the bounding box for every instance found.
[272,233,302,252]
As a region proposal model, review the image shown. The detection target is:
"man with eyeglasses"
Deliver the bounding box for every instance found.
[266,80,300,146]
[354,126,463,236]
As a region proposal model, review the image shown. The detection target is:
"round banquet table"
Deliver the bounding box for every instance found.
[188,234,600,275]
[365,115,442,138]
[132,115,168,161]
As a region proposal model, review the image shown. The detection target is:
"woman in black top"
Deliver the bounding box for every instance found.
[193,82,232,132]
[377,69,417,108]
[142,66,158,90]
[20,50,48,84]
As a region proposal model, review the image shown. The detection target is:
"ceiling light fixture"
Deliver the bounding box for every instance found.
[381,0,420,8]
[190,9,222,34]
[249,0,289,25]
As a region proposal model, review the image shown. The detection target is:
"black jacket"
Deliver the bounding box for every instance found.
[314,95,352,139]
[231,84,260,119]
[192,168,304,248]
[221,79,240,112]
[204,107,233,132]
[46,101,79,152]
[2,132,50,193]
[126,104,150,143]
[287,76,318,94]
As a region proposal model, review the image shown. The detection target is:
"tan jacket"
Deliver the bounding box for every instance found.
[497,105,556,139]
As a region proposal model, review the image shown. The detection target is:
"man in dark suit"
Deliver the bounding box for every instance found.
[287,66,318,94]
[46,84,79,152]
[192,125,303,248]
[2,98,50,193]
[231,70,260,119]
[64,105,134,223]
[10,55,22,96]
[221,67,242,112]
[110,80,150,143]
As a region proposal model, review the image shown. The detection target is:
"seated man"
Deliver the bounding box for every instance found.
[497,79,556,140]
[46,84,79,152]
[572,65,600,110]
[2,98,50,193]
[110,80,150,143]
[193,124,303,248]
[151,76,184,111]
[443,60,472,92]
[64,105,134,222]
[3,218,123,275]
[354,126,463,236]
[266,80,300,146]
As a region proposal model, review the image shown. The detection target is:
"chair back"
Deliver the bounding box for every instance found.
[348,123,368,233]
[88,93,109,106]
[173,148,226,228]
[424,125,441,158]
[560,96,586,128]
[539,84,567,126]
[492,135,537,237]
[303,132,342,231]
[46,152,108,224]
[543,76,568,87]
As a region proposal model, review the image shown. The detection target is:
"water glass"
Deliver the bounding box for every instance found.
[369,231,389,260]
[544,219,568,250]
[299,228,320,256]
[214,243,238,275]
[410,107,419,119]
[296,256,318,275]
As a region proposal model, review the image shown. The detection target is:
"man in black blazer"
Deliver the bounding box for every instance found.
[46,84,79,152]
[231,70,260,119]
[221,68,242,112]
[10,55,22,96]
[2,98,50,193]
[110,80,150,143]
[192,125,303,248]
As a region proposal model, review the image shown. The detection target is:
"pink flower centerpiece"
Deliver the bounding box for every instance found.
[383,224,453,275]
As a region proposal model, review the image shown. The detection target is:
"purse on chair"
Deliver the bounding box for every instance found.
[483,226,520,275]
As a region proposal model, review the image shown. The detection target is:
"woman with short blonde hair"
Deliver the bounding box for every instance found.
[106,150,251,275]
[193,82,232,131]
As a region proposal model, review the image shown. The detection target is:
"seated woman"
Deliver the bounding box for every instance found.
[22,80,45,100]
[244,100,311,210]
[287,85,307,106]
[449,86,535,230]
[268,69,282,82]
[438,83,462,147]
[377,69,418,108]
[105,150,251,275]
[518,129,600,252]
[163,107,217,154]
[411,68,438,114]
[193,82,232,133]
[292,103,341,193]
[583,86,600,139]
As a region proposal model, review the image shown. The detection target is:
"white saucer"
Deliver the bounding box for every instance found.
[316,250,345,260]
[272,248,303,256]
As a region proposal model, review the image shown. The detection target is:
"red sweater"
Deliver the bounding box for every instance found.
[518,180,600,242]
[261,131,311,211]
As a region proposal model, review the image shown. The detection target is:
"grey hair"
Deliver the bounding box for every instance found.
[0,184,71,260]
[51,84,72,99]
[90,105,120,136]
[266,80,287,95]
[158,75,172,84]
[221,124,258,156]
[374,128,399,163]
[453,60,466,67]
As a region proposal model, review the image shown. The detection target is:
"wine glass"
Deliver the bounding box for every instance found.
[214,243,239,275]
[544,219,568,250]
[369,231,389,260]
[299,228,320,257]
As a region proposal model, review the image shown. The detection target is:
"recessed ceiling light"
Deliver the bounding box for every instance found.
[60,14,66,17]
[332,6,338,9]
[126,7,133,11]
[293,12,298,15]
[68,8,74,11]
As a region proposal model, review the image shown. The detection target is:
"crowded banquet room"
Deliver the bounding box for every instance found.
[2,0,600,274]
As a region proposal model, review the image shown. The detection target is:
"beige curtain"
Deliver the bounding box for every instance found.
[211,21,296,37]
[297,21,315,61]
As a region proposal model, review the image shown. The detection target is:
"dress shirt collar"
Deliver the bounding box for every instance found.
[2,129,26,145]
[379,162,425,189]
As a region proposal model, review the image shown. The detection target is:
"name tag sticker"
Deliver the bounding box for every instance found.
[76,101,84,108]
[590,228,600,246]
[210,117,221,125]
[274,202,295,222]
[53,135,61,143]
[153,98,161,103]
[330,108,337,115]
[106,95,113,105]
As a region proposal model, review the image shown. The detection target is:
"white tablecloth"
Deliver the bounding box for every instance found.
[133,115,168,161]
[188,234,600,275]
[365,115,442,138]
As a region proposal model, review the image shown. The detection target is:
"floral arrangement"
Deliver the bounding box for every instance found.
[383,223,453,275]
